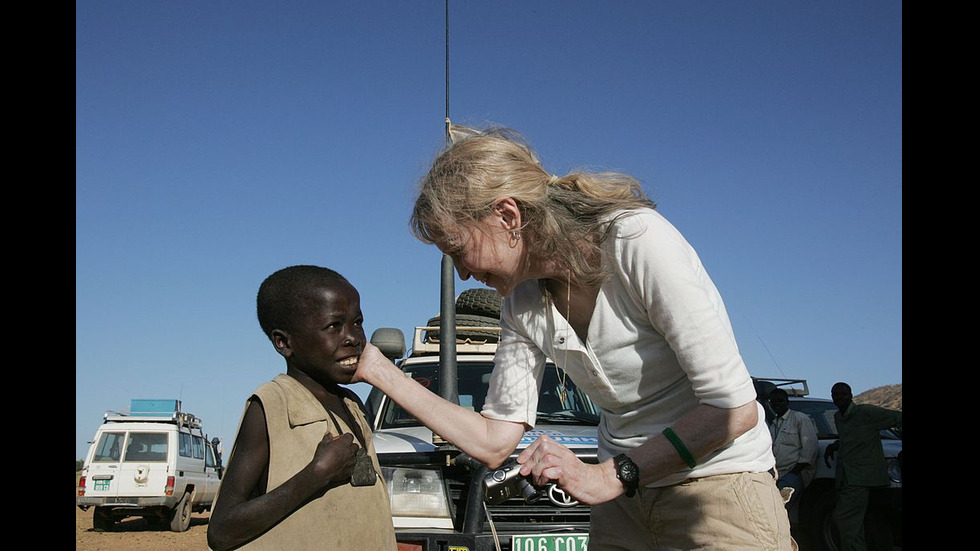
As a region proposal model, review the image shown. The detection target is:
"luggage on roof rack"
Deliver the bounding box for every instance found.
[102,398,203,429]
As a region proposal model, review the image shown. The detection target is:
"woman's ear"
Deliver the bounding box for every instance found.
[492,197,522,231]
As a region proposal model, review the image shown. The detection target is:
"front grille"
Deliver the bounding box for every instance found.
[446,472,591,534]
[379,450,596,536]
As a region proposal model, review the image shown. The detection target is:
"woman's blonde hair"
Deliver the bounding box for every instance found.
[411,126,656,287]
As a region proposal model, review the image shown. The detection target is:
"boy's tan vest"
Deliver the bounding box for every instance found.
[232,373,396,550]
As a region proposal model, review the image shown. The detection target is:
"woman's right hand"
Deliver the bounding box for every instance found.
[353,342,393,386]
[518,433,623,505]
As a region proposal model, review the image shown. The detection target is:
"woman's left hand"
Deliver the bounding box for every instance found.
[517,434,622,505]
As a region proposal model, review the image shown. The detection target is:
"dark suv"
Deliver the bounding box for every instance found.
[754,378,902,551]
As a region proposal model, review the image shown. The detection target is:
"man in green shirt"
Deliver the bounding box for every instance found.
[824,382,902,551]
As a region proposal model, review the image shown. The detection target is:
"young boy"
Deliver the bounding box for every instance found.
[207,265,396,550]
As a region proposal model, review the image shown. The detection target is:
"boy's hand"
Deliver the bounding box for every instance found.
[310,432,359,484]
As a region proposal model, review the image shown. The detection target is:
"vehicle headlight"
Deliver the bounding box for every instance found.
[382,467,452,518]
[886,457,902,484]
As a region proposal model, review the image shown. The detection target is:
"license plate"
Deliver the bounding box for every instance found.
[512,534,589,551]
[94,479,111,491]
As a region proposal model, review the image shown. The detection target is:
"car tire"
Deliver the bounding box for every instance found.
[809,488,839,551]
[809,491,894,551]
[169,492,193,532]
[455,288,502,318]
[93,506,115,532]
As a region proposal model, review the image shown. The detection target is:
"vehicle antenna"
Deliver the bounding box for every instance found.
[743,314,786,377]
[444,0,451,144]
[437,0,459,409]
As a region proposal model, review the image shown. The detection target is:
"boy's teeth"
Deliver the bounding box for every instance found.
[339,357,358,366]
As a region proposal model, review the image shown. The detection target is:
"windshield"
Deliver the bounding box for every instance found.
[789,400,902,440]
[381,360,599,429]
[789,400,839,438]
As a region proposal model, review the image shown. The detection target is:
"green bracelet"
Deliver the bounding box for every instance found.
[662,427,697,469]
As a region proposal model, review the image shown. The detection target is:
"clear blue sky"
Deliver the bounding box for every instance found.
[76,1,902,460]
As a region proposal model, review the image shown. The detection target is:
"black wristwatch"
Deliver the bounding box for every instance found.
[614,453,639,498]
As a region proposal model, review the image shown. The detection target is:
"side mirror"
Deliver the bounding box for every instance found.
[371,328,406,361]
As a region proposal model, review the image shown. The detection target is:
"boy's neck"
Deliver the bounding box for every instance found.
[285,367,344,404]
[285,366,366,447]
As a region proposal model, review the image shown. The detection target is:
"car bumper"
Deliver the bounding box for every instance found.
[393,529,590,551]
[76,495,177,509]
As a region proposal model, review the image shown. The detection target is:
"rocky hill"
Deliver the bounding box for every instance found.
[854,384,902,411]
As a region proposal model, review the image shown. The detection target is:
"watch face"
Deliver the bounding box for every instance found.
[618,456,639,483]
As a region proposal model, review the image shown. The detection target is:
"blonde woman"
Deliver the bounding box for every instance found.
[357,126,794,550]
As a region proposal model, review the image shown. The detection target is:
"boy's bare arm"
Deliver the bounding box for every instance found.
[207,400,359,551]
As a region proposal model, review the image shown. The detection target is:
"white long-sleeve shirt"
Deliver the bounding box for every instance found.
[482,208,773,487]
[771,408,819,486]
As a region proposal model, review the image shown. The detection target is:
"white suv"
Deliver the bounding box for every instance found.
[367,289,600,551]
[76,399,223,532]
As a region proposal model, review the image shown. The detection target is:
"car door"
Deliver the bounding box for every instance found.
[203,442,221,504]
[84,430,126,499]
[118,429,171,500]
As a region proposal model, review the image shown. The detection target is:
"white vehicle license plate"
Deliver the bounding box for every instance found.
[512,534,589,551]
[94,479,111,491]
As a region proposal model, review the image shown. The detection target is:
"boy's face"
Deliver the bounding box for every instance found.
[280,281,366,387]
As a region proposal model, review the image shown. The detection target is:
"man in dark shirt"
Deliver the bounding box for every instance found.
[824,382,902,551]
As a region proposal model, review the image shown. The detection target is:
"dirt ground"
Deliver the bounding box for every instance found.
[74,479,820,551]
[75,503,211,551]
[75,502,819,551]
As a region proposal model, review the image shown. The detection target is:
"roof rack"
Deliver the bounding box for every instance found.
[412,325,501,356]
[101,398,204,429]
[102,410,203,429]
[752,377,809,397]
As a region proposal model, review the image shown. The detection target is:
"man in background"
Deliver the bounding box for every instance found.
[768,387,818,522]
[824,381,902,550]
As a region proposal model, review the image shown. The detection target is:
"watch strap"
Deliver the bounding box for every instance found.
[614,453,639,498]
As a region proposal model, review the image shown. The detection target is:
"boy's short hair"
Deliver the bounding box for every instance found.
[256,265,351,339]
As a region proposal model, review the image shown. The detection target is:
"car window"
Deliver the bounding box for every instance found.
[881,428,902,440]
[788,401,838,438]
[788,400,902,441]
[93,432,125,462]
[179,432,193,458]
[124,432,169,462]
[381,361,597,429]
[192,435,205,459]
